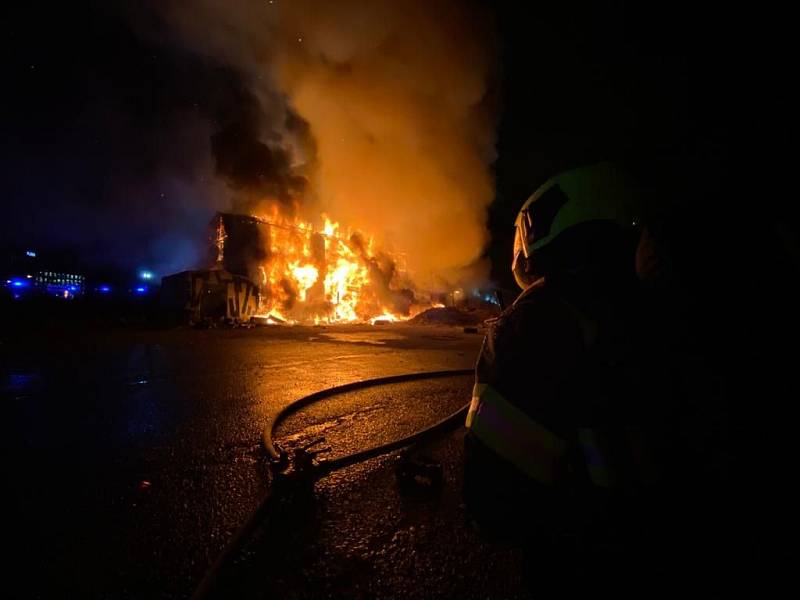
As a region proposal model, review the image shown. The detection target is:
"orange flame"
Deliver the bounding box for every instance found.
[253,211,429,324]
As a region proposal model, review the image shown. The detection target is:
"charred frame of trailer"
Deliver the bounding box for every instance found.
[160,269,260,324]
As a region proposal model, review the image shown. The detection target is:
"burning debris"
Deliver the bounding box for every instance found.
[212,211,433,324]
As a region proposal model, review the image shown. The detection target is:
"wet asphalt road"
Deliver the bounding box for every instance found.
[235,375,530,600]
[1,324,483,598]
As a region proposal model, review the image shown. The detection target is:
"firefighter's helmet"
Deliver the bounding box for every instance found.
[512,162,640,289]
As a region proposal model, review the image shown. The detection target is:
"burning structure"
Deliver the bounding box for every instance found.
[162,208,495,326]
[211,211,433,324]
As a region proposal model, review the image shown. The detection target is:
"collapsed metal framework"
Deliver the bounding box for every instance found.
[214,212,408,270]
[212,212,415,321]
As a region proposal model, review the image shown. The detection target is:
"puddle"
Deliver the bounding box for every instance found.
[319,332,407,346]
[279,404,384,446]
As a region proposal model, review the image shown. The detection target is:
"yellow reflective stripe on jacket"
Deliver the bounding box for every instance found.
[466,383,567,484]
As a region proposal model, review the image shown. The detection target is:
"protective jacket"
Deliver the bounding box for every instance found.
[464,268,658,558]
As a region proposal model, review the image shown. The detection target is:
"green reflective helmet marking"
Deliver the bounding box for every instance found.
[518,162,639,256]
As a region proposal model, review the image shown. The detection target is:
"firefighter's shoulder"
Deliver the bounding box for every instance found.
[502,278,572,326]
[491,278,583,351]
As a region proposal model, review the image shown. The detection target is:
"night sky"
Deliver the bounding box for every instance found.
[2,1,789,287]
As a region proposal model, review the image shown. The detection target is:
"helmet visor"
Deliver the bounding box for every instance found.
[512,218,535,289]
[514,208,532,259]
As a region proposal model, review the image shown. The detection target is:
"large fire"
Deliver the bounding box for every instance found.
[224,208,431,324]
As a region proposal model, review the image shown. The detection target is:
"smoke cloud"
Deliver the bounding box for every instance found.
[158,0,497,288]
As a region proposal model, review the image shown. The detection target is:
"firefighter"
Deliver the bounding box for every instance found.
[464,162,661,583]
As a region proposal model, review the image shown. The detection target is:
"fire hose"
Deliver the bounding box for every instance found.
[193,368,473,599]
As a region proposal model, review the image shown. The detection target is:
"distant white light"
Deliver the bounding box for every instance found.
[140,270,154,281]
[26,250,37,257]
